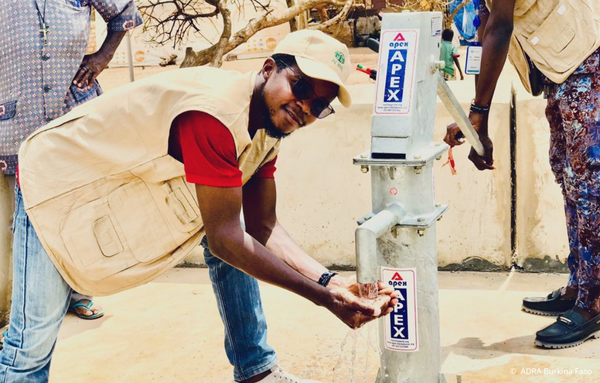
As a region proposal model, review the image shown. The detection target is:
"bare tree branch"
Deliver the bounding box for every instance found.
[138,0,221,48]
[211,0,232,67]
[139,0,456,68]
[181,0,346,67]
[310,0,352,32]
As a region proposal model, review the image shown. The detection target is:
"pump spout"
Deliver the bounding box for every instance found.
[355,203,405,283]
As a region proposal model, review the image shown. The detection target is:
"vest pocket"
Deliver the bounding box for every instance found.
[130,156,202,235]
[108,179,177,263]
[62,199,137,281]
[92,215,124,257]
[166,187,198,223]
[163,178,200,231]
[526,1,595,74]
[61,178,178,281]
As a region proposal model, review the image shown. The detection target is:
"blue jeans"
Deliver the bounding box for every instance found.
[201,236,278,382]
[0,188,72,382]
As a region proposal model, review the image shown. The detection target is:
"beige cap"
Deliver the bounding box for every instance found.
[273,30,352,108]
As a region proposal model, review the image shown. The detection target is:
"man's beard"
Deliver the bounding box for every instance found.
[263,111,290,139]
[261,89,291,140]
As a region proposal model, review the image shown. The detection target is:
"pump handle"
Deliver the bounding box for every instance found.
[437,76,485,156]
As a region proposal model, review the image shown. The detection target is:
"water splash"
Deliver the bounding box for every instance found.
[357,282,379,301]
[330,282,385,382]
[331,320,382,383]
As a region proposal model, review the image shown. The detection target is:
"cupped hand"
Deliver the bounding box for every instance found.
[327,276,399,329]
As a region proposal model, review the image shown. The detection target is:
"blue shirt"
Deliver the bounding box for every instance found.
[0,0,142,174]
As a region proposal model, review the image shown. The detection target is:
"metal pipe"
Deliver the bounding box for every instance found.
[125,31,135,82]
[355,202,405,283]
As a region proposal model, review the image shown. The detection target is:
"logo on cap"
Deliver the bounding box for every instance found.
[331,51,346,73]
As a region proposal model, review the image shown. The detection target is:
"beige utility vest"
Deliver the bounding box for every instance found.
[487,0,600,93]
[18,67,280,296]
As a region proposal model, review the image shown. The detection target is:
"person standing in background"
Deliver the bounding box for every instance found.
[0,0,143,336]
[439,28,464,81]
[444,0,600,349]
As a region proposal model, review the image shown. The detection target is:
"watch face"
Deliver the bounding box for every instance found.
[318,271,337,286]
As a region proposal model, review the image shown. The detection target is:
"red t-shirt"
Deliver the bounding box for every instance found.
[168,111,277,187]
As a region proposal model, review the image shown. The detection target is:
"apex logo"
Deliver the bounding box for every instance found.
[391,272,403,281]
[393,33,405,42]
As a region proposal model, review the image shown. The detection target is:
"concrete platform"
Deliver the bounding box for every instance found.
[50,269,599,383]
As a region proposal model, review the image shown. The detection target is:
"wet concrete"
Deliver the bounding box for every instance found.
[50,270,598,383]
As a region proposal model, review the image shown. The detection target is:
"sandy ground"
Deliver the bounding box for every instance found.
[50,270,599,383]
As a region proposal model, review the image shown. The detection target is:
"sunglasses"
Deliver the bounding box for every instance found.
[278,62,336,119]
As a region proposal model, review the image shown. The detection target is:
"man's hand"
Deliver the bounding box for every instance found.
[443,111,494,170]
[467,132,494,170]
[326,276,399,329]
[72,30,126,91]
[73,52,111,90]
[443,122,464,147]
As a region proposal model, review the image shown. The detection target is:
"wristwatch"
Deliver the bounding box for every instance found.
[317,271,338,287]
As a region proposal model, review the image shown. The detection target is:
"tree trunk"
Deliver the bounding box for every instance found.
[296,9,308,30]
[312,0,352,32]
[181,47,199,68]
[316,5,329,22]
[285,0,298,31]
[211,1,232,67]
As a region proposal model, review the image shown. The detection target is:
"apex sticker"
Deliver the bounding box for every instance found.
[374,30,419,115]
[382,267,418,352]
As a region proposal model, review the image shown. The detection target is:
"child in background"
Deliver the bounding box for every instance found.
[440,29,464,81]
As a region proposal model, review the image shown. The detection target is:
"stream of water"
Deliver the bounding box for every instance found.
[330,282,383,383]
